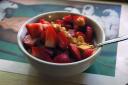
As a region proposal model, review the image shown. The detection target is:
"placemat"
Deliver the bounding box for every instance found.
[0,0,121,76]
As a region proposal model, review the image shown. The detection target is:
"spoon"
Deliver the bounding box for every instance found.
[97,35,128,47]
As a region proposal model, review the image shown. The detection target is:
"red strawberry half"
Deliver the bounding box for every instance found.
[63,15,72,23]
[26,23,42,39]
[69,44,81,60]
[54,53,71,63]
[57,31,69,49]
[32,47,53,62]
[41,28,45,44]
[82,48,94,59]
[45,26,57,48]
[56,19,64,25]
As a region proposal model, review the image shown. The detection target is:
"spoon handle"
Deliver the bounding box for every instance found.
[97,35,128,47]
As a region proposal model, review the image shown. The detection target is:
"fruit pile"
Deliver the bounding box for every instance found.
[23,14,96,63]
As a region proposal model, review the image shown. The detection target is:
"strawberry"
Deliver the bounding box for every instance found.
[26,23,42,39]
[73,15,86,27]
[56,19,64,25]
[32,47,53,62]
[57,31,69,49]
[45,26,57,48]
[42,23,52,29]
[63,15,72,23]
[69,44,81,60]
[23,34,37,47]
[54,53,71,63]
[85,26,93,43]
[41,28,45,44]
[43,48,53,56]
[39,19,50,24]
[82,48,94,59]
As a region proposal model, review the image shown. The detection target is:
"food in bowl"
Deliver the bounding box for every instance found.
[23,14,96,63]
[18,11,105,77]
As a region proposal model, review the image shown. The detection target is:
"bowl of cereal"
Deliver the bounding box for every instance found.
[17,11,105,77]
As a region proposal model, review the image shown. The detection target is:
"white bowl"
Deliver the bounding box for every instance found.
[17,11,105,77]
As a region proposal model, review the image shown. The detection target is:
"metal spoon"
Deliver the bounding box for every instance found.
[97,35,128,47]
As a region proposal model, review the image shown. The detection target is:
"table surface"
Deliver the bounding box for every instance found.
[0,71,85,85]
[0,0,128,85]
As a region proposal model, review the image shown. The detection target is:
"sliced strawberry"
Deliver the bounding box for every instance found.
[69,44,81,60]
[43,48,53,56]
[82,48,94,59]
[85,26,94,43]
[39,19,50,24]
[42,23,52,29]
[54,53,71,63]
[63,15,72,23]
[57,31,69,49]
[32,47,53,62]
[23,34,37,47]
[45,26,57,48]
[26,23,42,38]
[56,19,64,25]
[73,15,86,27]
[41,28,45,44]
